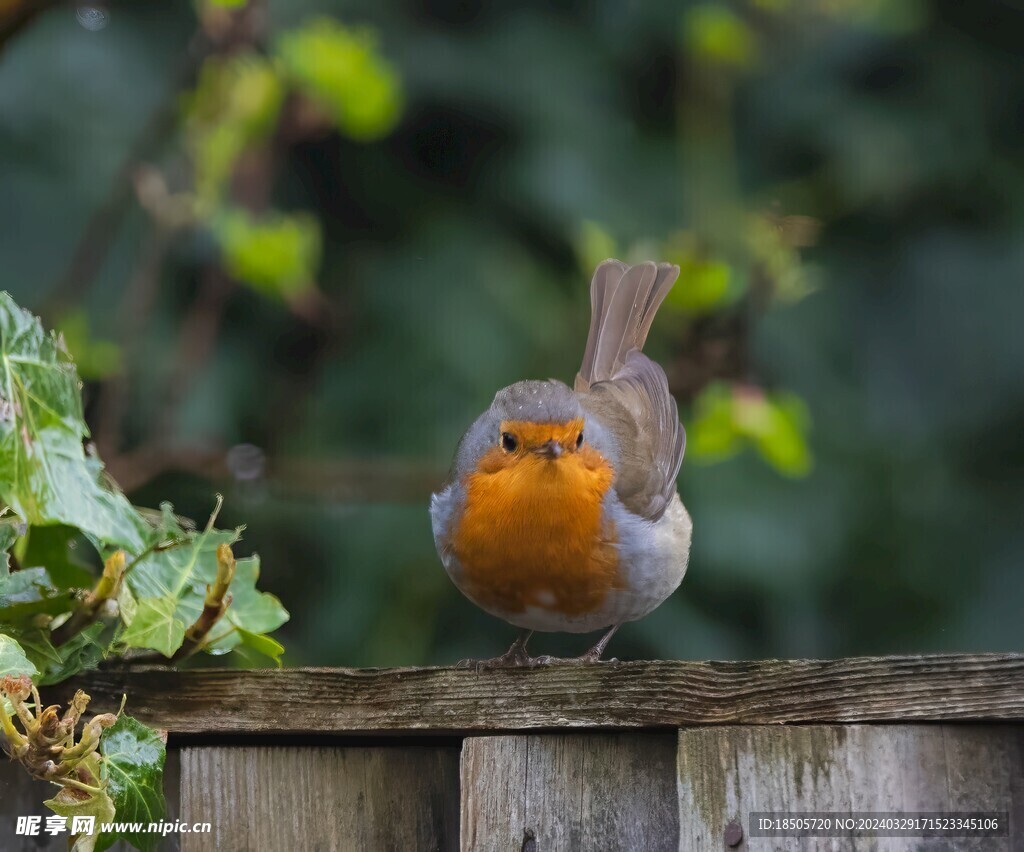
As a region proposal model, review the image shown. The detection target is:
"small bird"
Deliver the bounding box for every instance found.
[431,260,692,665]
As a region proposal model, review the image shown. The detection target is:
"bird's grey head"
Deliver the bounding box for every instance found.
[490,379,583,423]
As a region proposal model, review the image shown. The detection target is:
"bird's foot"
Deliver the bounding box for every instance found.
[455,630,537,669]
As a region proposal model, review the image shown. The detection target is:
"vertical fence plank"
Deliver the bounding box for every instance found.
[179,745,460,851]
[460,732,678,852]
[677,725,1024,852]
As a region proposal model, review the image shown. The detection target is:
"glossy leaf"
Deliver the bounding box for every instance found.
[95,715,166,852]
[0,632,37,678]
[118,596,185,658]
[0,294,146,551]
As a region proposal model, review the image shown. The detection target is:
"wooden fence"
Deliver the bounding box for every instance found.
[1,653,1022,850]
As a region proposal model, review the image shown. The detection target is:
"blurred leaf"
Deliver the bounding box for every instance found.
[734,389,813,476]
[0,294,147,552]
[276,18,403,141]
[688,383,743,463]
[214,208,322,298]
[683,4,757,69]
[576,221,618,275]
[183,52,284,206]
[688,383,812,476]
[56,313,121,380]
[95,715,166,852]
[746,214,818,303]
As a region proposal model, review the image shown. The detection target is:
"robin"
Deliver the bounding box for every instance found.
[430,260,692,665]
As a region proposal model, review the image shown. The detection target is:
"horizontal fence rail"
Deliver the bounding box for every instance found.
[3,654,1021,851]
[55,652,1024,735]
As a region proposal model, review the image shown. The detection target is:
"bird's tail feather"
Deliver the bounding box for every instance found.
[575,259,679,391]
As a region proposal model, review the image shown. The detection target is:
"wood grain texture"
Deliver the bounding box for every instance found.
[677,725,1024,852]
[179,745,459,852]
[0,751,180,851]
[460,733,678,852]
[57,654,1024,735]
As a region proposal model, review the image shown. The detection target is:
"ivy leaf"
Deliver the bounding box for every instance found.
[0,565,74,623]
[44,754,116,852]
[0,514,24,556]
[11,623,107,685]
[20,524,97,589]
[206,554,289,656]
[0,293,146,552]
[95,715,166,852]
[235,627,285,666]
[118,597,185,658]
[0,632,38,678]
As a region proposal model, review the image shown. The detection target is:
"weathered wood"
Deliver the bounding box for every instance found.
[677,725,1024,851]
[58,654,1024,735]
[461,733,678,852]
[0,751,181,851]
[179,745,460,851]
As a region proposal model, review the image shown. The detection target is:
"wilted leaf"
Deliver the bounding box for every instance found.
[95,715,166,852]
[44,754,116,852]
[0,294,146,552]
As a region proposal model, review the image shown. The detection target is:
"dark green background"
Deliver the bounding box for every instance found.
[1,0,1021,665]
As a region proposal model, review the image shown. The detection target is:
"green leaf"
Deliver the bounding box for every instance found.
[206,554,289,656]
[118,597,185,658]
[12,622,107,685]
[0,294,147,551]
[20,524,97,590]
[213,208,322,299]
[235,627,285,666]
[0,564,73,624]
[276,18,403,140]
[683,4,757,69]
[44,754,116,852]
[0,514,24,556]
[55,312,122,380]
[95,715,166,852]
[0,632,38,678]
[126,517,239,628]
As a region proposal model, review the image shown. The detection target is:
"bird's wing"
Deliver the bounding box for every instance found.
[580,349,685,522]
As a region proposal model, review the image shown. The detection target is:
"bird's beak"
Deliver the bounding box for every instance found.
[535,440,563,459]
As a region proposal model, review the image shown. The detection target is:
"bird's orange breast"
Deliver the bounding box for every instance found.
[451,424,619,617]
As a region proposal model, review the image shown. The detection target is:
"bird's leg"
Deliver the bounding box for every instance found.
[576,624,619,663]
[456,630,535,669]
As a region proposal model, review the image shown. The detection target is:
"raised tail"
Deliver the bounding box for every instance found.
[575,259,680,391]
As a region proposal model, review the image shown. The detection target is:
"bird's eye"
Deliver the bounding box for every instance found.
[501,432,517,452]
[576,431,584,448]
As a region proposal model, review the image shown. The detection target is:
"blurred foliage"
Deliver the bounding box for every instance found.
[276,18,403,141]
[0,0,1021,672]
